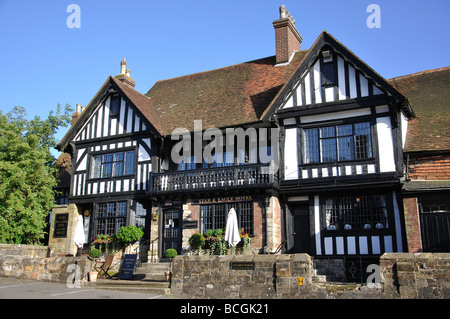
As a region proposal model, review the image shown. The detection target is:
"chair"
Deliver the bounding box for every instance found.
[93,254,115,279]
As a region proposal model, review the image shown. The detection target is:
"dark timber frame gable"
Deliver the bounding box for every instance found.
[261,31,414,122]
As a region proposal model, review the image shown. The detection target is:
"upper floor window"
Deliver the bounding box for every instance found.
[91,150,135,179]
[110,95,121,117]
[303,121,372,164]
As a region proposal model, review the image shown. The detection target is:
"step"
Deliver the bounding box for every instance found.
[137,262,171,273]
[86,278,171,295]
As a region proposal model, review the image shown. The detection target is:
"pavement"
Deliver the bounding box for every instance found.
[0,277,174,299]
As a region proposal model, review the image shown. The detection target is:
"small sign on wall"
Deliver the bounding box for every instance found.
[53,213,69,238]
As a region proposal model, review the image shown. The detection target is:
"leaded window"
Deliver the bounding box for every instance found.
[96,201,127,236]
[303,122,372,164]
[200,202,253,235]
[91,150,135,178]
[325,195,388,231]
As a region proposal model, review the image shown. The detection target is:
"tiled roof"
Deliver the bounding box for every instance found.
[145,52,309,135]
[388,67,450,153]
[110,76,163,134]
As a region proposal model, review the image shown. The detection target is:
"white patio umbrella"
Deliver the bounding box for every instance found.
[225,208,241,247]
[73,215,86,249]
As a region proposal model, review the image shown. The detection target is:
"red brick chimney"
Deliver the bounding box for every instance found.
[273,5,302,65]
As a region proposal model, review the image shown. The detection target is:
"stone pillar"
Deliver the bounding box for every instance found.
[48,204,80,256]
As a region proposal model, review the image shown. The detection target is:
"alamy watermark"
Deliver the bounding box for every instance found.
[170,120,280,175]
[66,4,81,29]
[366,4,381,29]
[66,263,82,288]
[366,264,381,288]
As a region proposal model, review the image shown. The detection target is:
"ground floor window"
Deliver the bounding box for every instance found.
[325,194,388,231]
[200,202,253,235]
[95,201,127,236]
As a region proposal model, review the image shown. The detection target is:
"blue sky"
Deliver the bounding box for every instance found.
[0,0,449,155]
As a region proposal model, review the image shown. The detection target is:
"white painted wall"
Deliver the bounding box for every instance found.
[376,116,396,172]
[284,128,298,180]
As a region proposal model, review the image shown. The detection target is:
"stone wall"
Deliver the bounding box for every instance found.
[380,253,450,298]
[171,254,314,299]
[172,253,450,299]
[0,244,92,283]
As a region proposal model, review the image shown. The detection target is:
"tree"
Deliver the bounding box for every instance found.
[0,104,72,244]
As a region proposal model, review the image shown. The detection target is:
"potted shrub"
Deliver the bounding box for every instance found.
[188,233,205,255]
[88,248,101,282]
[164,248,178,282]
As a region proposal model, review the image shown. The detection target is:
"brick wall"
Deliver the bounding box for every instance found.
[403,197,422,253]
[408,154,450,180]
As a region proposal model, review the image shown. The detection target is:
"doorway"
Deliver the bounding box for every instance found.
[291,203,311,253]
[162,207,182,255]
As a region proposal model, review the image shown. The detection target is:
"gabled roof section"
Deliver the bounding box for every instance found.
[57,76,163,152]
[261,31,414,120]
[388,67,450,153]
[145,52,308,135]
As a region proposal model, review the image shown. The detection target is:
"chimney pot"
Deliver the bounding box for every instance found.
[72,104,82,125]
[120,58,127,75]
[115,59,136,88]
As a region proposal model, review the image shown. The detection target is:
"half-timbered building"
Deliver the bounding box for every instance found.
[56,6,448,269]
[57,62,161,244]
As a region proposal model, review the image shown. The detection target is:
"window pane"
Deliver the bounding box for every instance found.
[117,201,127,216]
[113,152,124,176]
[98,203,107,217]
[338,136,354,161]
[239,202,253,234]
[102,162,113,178]
[320,126,335,138]
[124,151,135,175]
[92,155,102,178]
[103,154,113,163]
[110,95,120,116]
[337,124,352,136]
[304,128,319,163]
[321,138,337,162]
[322,63,335,85]
[354,122,372,159]
[107,202,115,216]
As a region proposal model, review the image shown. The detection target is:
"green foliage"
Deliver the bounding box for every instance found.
[188,233,205,249]
[116,225,144,245]
[204,229,228,255]
[165,248,178,259]
[0,105,72,244]
[89,248,101,259]
[204,229,214,238]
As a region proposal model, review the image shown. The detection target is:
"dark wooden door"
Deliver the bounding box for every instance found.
[162,208,182,255]
[420,205,450,252]
[292,203,311,253]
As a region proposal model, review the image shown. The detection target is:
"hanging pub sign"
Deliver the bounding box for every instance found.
[53,213,69,238]
[192,196,252,205]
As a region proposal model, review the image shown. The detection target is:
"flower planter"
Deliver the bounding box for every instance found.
[89,271,98,282]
